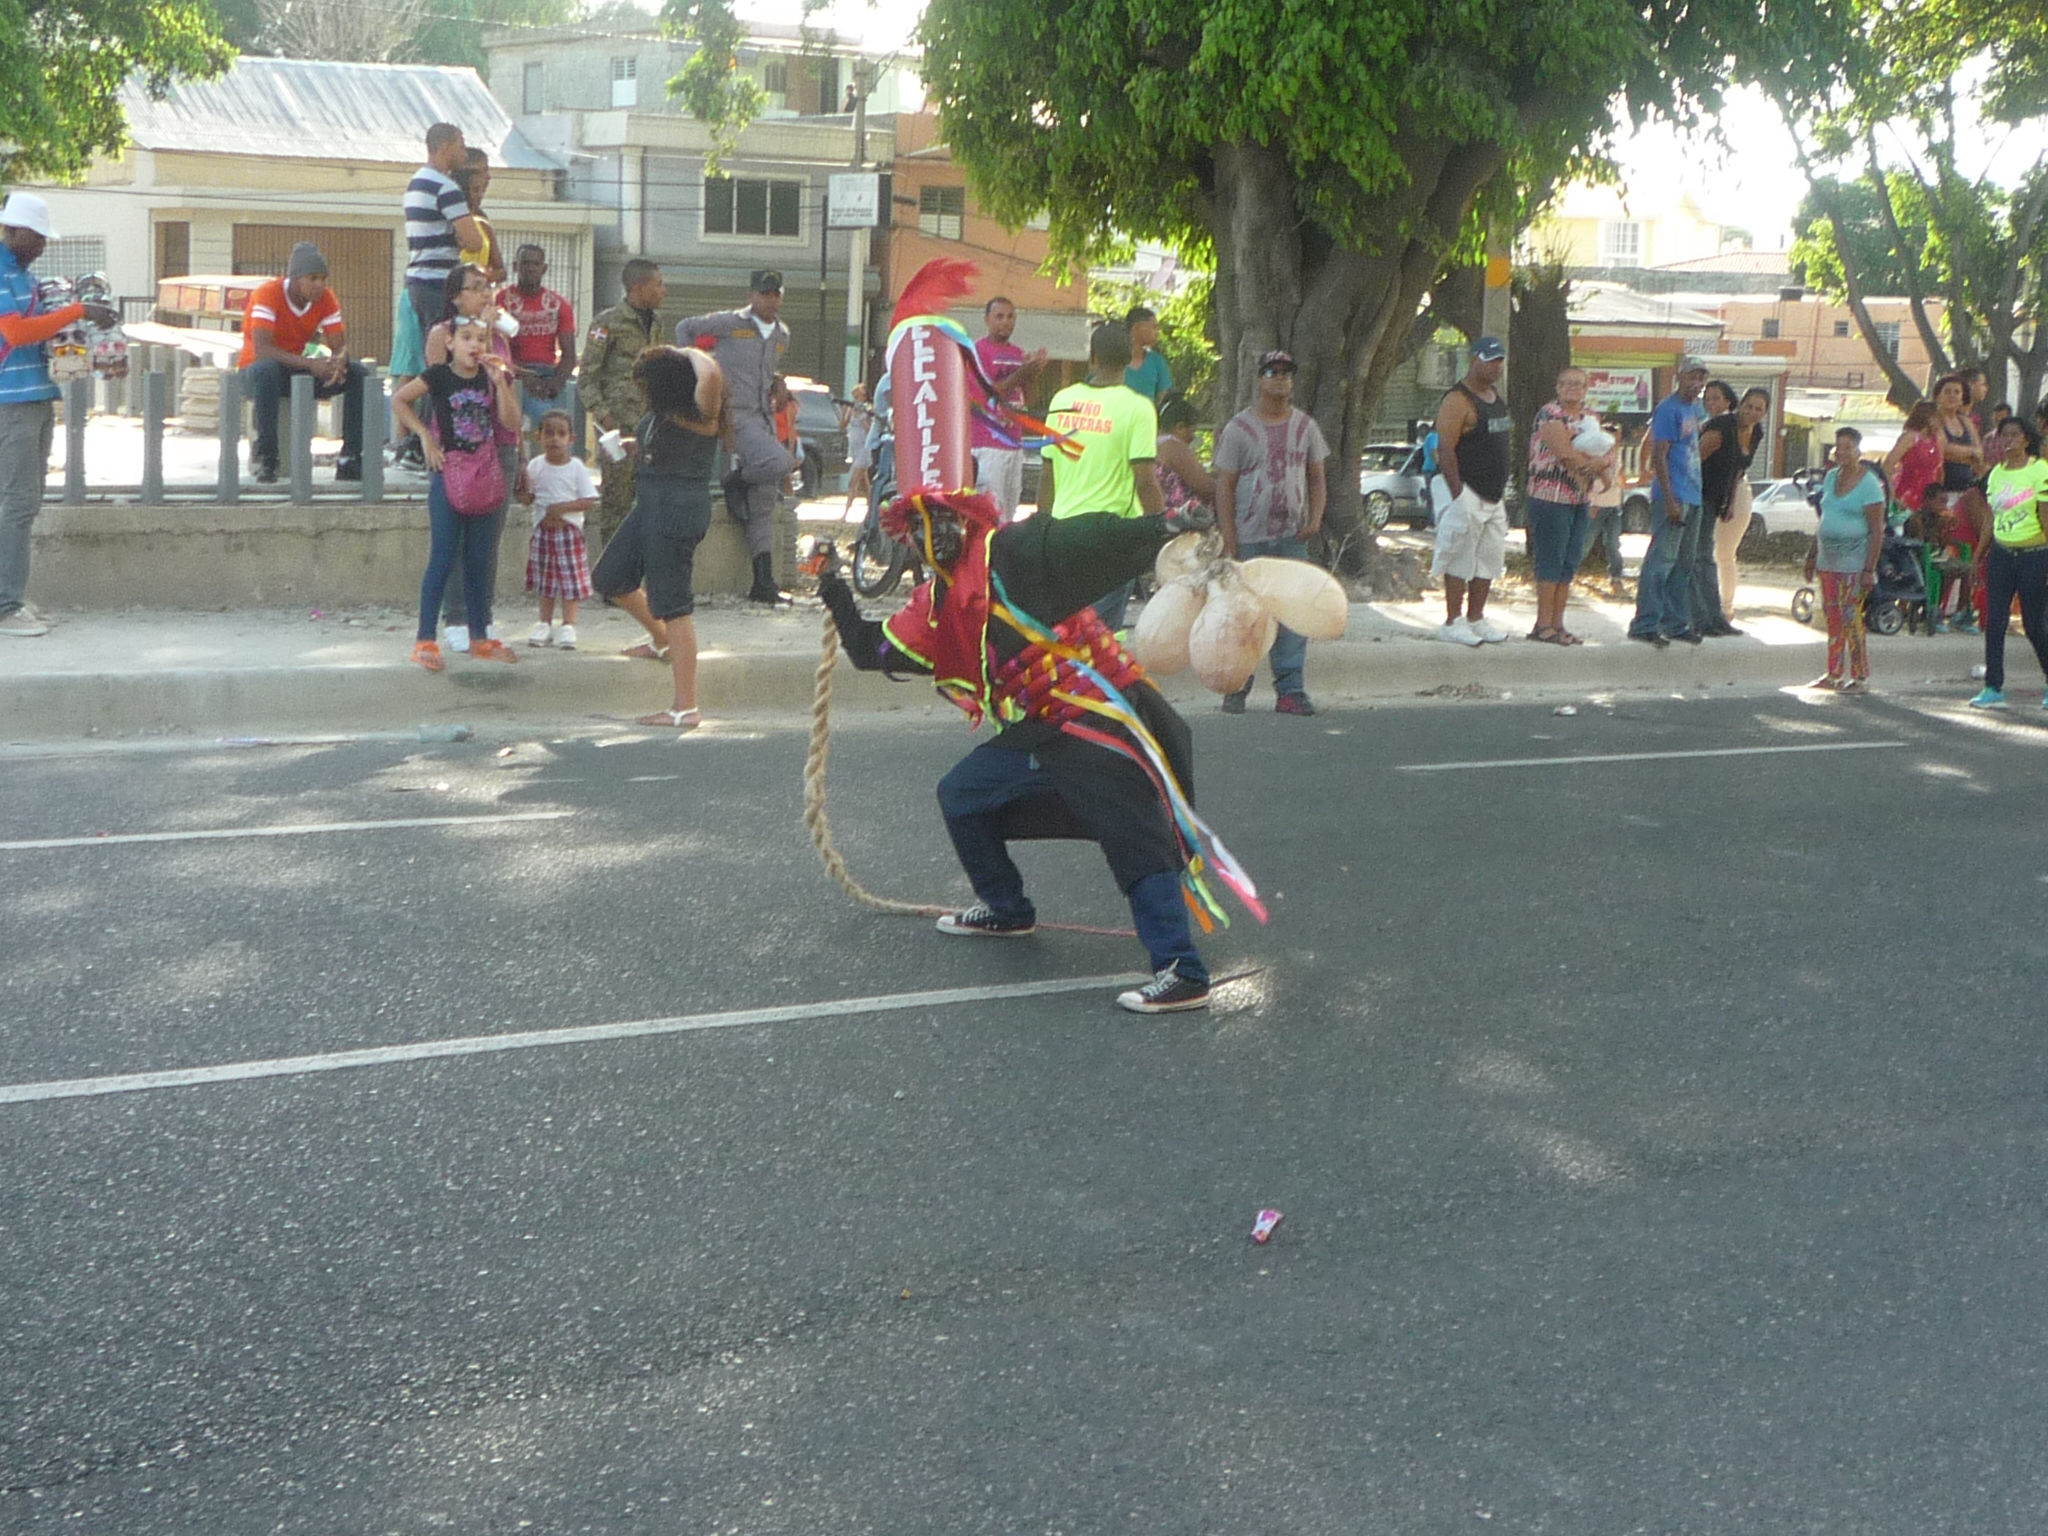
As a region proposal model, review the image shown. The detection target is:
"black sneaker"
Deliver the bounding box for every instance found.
[333,456,362,483]
[1116,967,1211,1014]
[936,904,1036,938]
[1275,692,1316,717]
[1221,688,1248,715]
[1629,632,1670,648]
[1669,630,1704,645]
[253,458,280,485]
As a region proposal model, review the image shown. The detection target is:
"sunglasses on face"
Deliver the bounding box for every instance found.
[1260,366,1293,378]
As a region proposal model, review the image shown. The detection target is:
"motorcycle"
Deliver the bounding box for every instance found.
[846,431,925,599]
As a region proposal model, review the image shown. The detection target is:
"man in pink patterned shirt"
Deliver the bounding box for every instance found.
[971,296,1048,521]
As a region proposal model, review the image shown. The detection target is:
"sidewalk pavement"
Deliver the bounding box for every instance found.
[0,557,1990,744]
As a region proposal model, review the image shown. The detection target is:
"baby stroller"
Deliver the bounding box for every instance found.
[1863,522,1932,635]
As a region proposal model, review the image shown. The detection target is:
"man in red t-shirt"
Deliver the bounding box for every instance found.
[496,244,579,438]
[236,242,366,483]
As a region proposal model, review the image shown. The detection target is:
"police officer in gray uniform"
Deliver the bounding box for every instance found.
[676,269,798,603]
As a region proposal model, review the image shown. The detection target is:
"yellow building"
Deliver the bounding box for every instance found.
[1530,181,1730,273]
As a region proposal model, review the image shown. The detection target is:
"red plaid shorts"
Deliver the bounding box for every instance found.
[525,519,593,600]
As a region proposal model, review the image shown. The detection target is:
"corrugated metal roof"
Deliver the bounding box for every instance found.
[1570,283,1723,331]
[120,57,563,171]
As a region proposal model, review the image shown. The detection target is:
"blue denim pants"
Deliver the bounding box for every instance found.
[417,473,495,642]
[935,741,1207,983]
[1230,537,1311,697]
[1628,498,1703,639]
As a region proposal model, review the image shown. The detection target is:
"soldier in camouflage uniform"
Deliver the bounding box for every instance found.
[676,268,798,603]
[581,259,667,548]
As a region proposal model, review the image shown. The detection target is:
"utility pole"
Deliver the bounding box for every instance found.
[842,59,871,396]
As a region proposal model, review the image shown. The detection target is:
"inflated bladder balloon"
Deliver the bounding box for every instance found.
[1188,581,1271,693]
[1238,557,1349,641]
[1130,575,1206,674]
[1154,530,1210,587]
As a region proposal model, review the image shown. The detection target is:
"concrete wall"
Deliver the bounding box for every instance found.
[27,501,796,612]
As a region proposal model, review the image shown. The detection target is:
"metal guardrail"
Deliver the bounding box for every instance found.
[48,364,588,506]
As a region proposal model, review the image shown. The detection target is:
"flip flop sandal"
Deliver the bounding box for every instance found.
[1527,626,1559,643]
[1555,629,1584,646]
[621,642,670,661]
[635,708,701,731]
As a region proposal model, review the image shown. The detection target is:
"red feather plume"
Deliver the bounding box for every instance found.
[890,258,979,329]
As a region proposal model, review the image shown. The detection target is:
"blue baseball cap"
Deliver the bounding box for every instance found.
[1472,335,1506,363]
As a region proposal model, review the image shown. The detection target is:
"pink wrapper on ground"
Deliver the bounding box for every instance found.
[1251,1209,1283,1244]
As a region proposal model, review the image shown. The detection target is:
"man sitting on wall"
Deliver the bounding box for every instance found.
[237,242,367,484]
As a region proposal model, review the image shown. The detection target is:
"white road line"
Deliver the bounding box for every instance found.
[0,974,1147,1108]
[1397,741,1906,773]
[0,810,573,852]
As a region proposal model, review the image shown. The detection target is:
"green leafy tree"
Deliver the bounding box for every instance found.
[1,0,233,181]
[1769,0,2048,408]
[918,0,1853,546]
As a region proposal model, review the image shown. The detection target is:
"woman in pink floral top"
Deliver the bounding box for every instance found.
[1523,366,1615,644]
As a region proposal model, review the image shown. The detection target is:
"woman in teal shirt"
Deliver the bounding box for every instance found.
[1968,416,2048,709]
[1803,427,1887,692]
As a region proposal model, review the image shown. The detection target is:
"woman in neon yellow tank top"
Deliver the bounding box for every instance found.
[1967,417,2048,709]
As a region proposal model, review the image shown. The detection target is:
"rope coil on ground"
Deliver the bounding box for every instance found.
[801,604,1137,939]
[803,608,949,919]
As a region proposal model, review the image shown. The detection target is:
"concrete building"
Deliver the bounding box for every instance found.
[481,18,920,386]
[887,110,1092,390]
[21,58,605,363]
[1530,181,1732,281]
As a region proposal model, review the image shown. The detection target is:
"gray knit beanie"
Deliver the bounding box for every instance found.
[286,242,327,280]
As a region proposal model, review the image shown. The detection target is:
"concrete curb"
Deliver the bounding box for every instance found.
[2,616,1988,743]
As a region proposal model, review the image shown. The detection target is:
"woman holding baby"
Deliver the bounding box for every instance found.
[1523,366,1618,645]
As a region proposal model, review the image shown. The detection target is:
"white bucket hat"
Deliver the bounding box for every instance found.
[0,192,58,239]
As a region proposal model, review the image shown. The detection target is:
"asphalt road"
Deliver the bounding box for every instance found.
[2,687,2046,1534]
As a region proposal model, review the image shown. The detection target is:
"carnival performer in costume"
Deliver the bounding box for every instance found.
[815,261,1264,1015]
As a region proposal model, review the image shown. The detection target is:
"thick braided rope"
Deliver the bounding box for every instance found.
[803,609,949,918]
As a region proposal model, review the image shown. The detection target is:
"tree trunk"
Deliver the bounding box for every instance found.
[1208,140,1503,573]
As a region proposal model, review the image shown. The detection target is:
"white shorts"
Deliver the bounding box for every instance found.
[1431,478,1509,582]
[972,446,1025,520]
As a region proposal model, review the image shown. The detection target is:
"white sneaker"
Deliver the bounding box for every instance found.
[0,609,50,637]
[1436,617,1483,647]
[445,624,470,653]
[555,623,577,650]
[527,622,554,648]
[1469,617,1509,644]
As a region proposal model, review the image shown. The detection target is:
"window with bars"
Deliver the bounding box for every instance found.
[1874,321,1901,358]
[703,175,803,239]
[919,185,965,241]
[37,236,108,282]
[1833,320,1851,337]
[763,57,789,96]
[611,56,637,108]
[1761,318,1781,339]
[1599,220,1642,267]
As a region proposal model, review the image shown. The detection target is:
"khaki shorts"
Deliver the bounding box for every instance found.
[1431,478,1509,581]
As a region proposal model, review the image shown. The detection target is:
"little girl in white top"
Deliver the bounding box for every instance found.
[518,410,598,647]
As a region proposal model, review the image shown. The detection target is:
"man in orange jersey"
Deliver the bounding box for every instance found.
[237,242,367,484]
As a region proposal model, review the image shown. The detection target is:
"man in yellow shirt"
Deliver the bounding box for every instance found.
[1040,320,1162,626]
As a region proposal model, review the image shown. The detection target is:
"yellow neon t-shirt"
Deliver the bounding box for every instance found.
[1041,381,1157,519]
[1988,458,2048,548]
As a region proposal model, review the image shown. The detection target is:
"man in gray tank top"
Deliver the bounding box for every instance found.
[1429,336,1513,645]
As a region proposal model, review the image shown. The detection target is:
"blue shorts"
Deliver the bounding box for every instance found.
[1524,496,1591,584]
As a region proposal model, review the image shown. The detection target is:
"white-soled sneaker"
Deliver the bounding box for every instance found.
[1436,617,1483,647]
[0,609,51,637]
[936,904,1037,937]
[444,624,471,654]
[1115,967,1212,1014]
[527,622,554,648]
[554,623,577,650]
[1469,617,1509,644]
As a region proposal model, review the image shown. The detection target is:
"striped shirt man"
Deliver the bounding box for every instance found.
[404,164,471,286]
